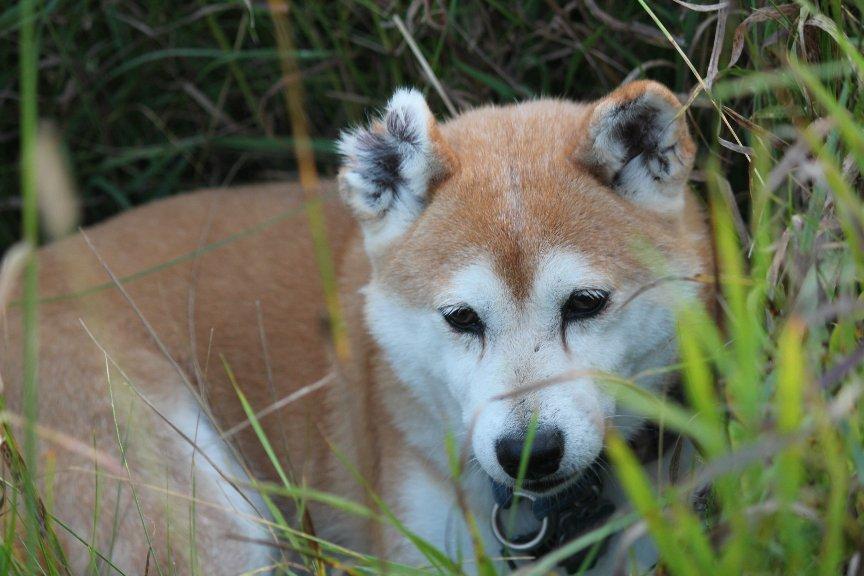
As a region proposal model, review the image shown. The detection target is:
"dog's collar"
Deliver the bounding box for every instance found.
[489,424,673,573]
[489,467,615,573]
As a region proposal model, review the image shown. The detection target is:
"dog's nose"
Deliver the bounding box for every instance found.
[495,428,564,480]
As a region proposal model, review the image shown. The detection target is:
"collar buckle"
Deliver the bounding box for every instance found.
[490,490,551,553]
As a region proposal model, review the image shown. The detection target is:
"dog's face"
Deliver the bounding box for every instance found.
[338,83,709,487]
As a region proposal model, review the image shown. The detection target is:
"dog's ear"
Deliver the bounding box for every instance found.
[338,88,455,254]
[573,80,695,214]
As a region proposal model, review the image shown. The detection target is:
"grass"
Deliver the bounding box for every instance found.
[2,0,864,574]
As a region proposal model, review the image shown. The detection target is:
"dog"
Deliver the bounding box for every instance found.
[1,80,712,574]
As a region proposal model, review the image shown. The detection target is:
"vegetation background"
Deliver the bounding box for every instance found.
[0,0,800,248]
[2,0,863,575]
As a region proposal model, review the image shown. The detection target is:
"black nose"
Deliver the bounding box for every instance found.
[495,428,564,480]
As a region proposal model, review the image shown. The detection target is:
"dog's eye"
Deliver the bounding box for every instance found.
[562,289,609,323]
[441,306,484,335]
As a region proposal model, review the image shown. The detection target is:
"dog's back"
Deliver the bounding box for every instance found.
[1,182,370,573]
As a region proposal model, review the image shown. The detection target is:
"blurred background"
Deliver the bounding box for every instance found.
[0,0,792,250]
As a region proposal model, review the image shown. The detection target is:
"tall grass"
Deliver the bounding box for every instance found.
[2,1,863,575]
[16,0,41,571]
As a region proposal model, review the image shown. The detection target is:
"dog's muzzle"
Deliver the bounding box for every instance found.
[489,467,616,573]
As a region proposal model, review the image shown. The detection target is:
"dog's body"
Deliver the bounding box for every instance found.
[2,81,712,574]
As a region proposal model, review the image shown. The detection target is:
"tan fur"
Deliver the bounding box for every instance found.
[1,83,713,574]
[382,97,707,306]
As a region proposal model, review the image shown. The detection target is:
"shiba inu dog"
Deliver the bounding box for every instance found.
[1,80,712,574]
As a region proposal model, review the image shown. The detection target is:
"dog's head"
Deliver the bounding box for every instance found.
[338,82,710,488]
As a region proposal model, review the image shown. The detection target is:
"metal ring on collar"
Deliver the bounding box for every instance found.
[490,490,549,552]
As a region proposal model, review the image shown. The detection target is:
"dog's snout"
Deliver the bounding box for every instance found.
[495,428,564,480]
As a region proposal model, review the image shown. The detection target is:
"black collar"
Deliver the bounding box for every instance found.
[489,424,673,573]
[490,465,615,572]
